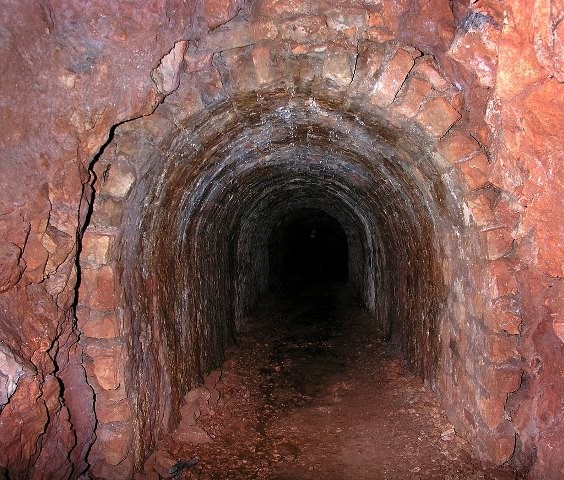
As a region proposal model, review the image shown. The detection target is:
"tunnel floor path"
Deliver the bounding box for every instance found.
[159,283,521,480]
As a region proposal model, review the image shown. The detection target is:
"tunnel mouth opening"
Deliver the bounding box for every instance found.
[112,86,468,468]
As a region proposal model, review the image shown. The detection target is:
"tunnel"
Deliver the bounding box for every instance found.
[106,47,472,470]
[268,208,349,286]
[0,2,562,479]
[1,1,562,479]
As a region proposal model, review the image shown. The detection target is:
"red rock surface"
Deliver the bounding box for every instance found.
[0,1,561,479]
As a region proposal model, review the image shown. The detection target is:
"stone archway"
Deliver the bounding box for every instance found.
[77,30,521,477]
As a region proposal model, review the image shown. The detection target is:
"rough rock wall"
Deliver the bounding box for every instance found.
[0,1,561,479]
[0,1,242,478]
[490,2,564,476]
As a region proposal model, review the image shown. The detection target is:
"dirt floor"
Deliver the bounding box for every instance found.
[148,283,524,480]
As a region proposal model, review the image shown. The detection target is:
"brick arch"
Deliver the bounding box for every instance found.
[78,37,521,477]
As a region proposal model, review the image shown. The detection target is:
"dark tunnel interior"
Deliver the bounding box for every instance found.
[268,208,349,287]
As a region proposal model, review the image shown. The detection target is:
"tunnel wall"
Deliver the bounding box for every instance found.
[0,1,561,479]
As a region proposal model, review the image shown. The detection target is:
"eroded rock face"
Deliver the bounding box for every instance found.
[0,0,235,478]
[0,1,561,479]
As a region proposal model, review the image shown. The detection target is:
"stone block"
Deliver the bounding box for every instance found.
[466,193,496,229]
[458,152,490,190]
[252,46,274,85]
[94,422,133,466]
[194,68,229,108]
[487,259,518,298]
[91,457,133,480]
[80,266,117,311]
[437,130,481,165]
[485,228,514,259]
[81,232,112,267]
[365,27,395,42]
[415,97,461,137]
[326,8,368,39]
[478,395,505,430]
[484,298,522,335]
[279,16,327,43]
[83,340,124,391]
[478,429,516,465]
[78,311,121,339]
[201,0,241,30]
[203,20,278,52]
[493,198,520,230]
[349,42,387,93]
[21,233,49,283]
[98,161,136,198]
[184,51,212,73]
[370,48,415,106]
[480,365,522,397]
[393,76,432,118]
[96,397,131,424]
[412,56,451,91]
[90,195,124,228]
[322,49,356,87]
[484,333,519,364]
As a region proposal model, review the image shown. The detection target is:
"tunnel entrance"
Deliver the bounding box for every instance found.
[116,88,453,468]
[268,208,349,288]
[77,38,513,476]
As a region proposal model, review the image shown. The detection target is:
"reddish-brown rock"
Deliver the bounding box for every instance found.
[0,2,561,479]
[415,97,461,137]
[437,129,481,164]
[485,228,514,260]
[484,297,522,335]
[458,153,489,190]
[487,259,518,299]
[370,48,415,106]
[80,266,117,311]
[398,0,455,53]
[393,76,432,118]
[448,14,499,88]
